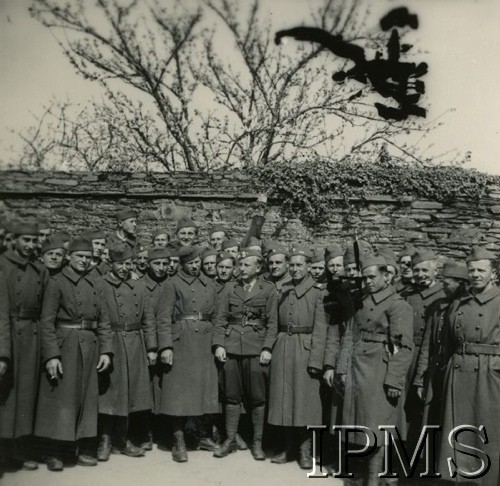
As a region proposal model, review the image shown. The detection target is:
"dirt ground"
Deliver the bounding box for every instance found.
[1,447,345,486]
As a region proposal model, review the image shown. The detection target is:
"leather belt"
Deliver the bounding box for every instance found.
[279,325,313,335]
[360,331,387,343]
[228,318,265,328]
[111,321,141,332]
[56,320,98,330]
[11,309,40,320]
[454,342,500,356]
[176,313,211,321]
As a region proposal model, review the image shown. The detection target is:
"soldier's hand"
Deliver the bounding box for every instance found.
[215,347,226,363]
[147,351,157,366]
[385,385,402,400]
[323,369,334,387]
[0,359,7,378]
[97,354,111,372]
[416,386,425,401]
[260,350,272,365]
[46,358,63,380]
[160,349,173,366]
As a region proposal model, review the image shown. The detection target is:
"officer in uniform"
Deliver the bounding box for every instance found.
[34,238,112,471]
[107,209,139,253]
[213,249,278,460]
[268,245,327,470]
[438,248,500,486]
[157,246,219,462]
[40,237,66,276]
[97,244,156,461]
[0,222,49,470]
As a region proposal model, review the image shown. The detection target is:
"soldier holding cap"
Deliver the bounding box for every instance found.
[268,245,327,470]
[413,261,468,427]
[40,237,66,276]
[437,248,500,486]
[34,237,112,471]
[97,244,156,461]
[337,255,414,485]
[107,209,139,253]
[213,249,278,460]
[0,221,49,470]
[157,246,218,462]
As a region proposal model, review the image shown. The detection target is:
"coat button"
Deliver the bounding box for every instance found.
[476,326,480,330]
[77,302,82,306]
[455,364,460,369]
[195,329,199,332]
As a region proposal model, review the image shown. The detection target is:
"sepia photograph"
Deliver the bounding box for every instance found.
[0,0,499,485]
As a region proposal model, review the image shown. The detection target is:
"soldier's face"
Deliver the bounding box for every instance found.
[268,254,288,278]
[183,257,201,276]
[136,252,149,271]
[120,218,137,236]
[385,265,397,285]
[92,238,106,258]
[0,229,5,249]
[168,257,180,276]
[289,255,310,282]
[4,232,14,250]
[177,227,196,246]
[345,263,359,278]
[38,228,52,248]
[69,251,92,273]
[442,277,462,298]
[468,260,494,292]
[413,261,437,287]
[362,266,387,294]
[327,256,344,279]
[310,261,326,281]
[153,234,169,248]
[101,248,110,263]
[224,246,239,257]
[202,255,217,278]
[112,258,132,280]
[42,248,65,270]
[14,234,38,258]
[239,257,261,282]
[399,256,413,279]
[149,258,169,279]
[210,231,225,250]
[216,258,234,282]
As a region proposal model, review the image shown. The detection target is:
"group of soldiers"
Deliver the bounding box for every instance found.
[0,208,498,486]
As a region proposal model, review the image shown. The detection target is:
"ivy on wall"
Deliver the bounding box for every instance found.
[248,156,498,227]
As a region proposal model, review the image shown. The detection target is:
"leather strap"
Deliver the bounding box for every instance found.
[56,320,98,330]
[360,330,387,344]
[278,325,313,335]
[176,313,211,321]
[111,321,141,332]
[454,342,500,356]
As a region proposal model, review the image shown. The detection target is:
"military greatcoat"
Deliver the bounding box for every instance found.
[0,271,11,367]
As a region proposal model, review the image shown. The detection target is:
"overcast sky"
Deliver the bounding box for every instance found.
[1,0,499,173]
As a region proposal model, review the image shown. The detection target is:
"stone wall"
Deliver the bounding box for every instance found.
[1,170,500,259]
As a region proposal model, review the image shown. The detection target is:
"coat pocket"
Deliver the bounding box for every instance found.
[171,322,184,342]
[301,334,312,350]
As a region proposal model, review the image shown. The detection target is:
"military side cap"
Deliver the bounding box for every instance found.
[210,224,226,235]
[324,244,343,262]
[148,247,171,261]
[310,249,324,264]
[399,243,417,258]
[246,236,261,248]
[176,217,197,232]
[266,242,289,259]
[238,249,262,260]
[442,261,469,280]
[166,242,181,257]
[5,219,20,234]
[68,238,93,253]
[222,239,239,251]
[344,240,373,265]
[109,244,133,262]
[52,231,71,243]
[13,221,39,236]
[361,255,387,271]
[178,245,200,263]
[216,250,237,264]
[152,228,170,240]
[135,240,149,254]
[84,228,106,240]
[466,247,497,263]
[289,245,313,259]
[201,247,218,260]
[412,250,437,266]
[116,209,137,221]
[37,217,51,229]
[377,247,398,271]
[41,237,65,255]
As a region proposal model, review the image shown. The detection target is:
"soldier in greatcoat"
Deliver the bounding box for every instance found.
[215,250,236,295]
[151,228,170,248]
[337,255,414,486]
[96,244,157,461]
[174,217,198,248]
[107,209,139,254]
[209,224,227,251]
[201,247,218,280]
[437,248,500,486]
[309,249,327,286]
[85,229,110,279]
[268,246,327,470]
[0,222,49,470]
[0,271,11,414]
[213,249,278,460]
[396,243,417,296]
[157,246,219,462]
[34,237,112,471]
[265,243,292,293]
[40,237,66,277]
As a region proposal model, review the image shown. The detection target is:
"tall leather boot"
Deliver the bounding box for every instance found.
[172,417,188,463]
[250,405,266,460]
[298,428,313,470]
[198,415,218,451]
[271,427,296,464]
[366,446,384,486]
[214,403,240,458]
